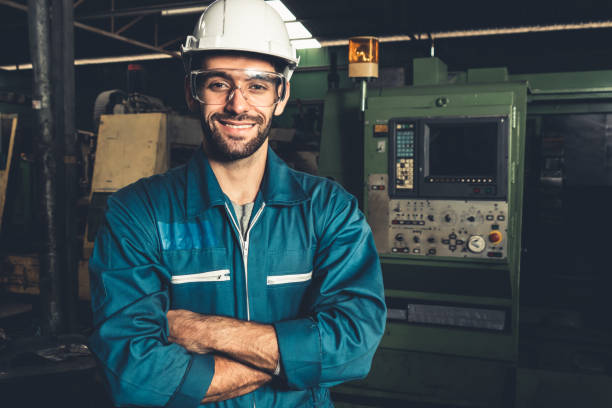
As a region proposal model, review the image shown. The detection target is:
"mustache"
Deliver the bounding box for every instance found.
[211,112,264,125]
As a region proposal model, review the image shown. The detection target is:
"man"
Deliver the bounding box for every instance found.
[89,0,386,406]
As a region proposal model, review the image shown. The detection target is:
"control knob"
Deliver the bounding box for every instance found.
[467,235,486,253]
[395,234,405,242]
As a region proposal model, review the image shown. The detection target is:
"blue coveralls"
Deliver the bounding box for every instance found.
[89,147,386,407]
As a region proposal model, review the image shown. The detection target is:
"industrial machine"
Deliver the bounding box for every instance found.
[1,111,203,299]
[322,58,528,407]
[318,53,612,407]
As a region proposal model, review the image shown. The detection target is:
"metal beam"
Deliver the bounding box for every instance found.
[27,0,65,336]
[159,36,183,50]
[115,15,144,35]
[75,0,212,20]
[59,0,79,333]
[0,0,27,11]
[74,21,179,57]
[110,0,115,33]
[0,0,179,58]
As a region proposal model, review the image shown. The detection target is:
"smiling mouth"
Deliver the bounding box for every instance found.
[218,120,256,129]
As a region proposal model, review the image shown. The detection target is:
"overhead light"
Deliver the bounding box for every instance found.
[1,63,33,71]
[285,22,312,40]
[291,39,321,49]
[0,53,173,71]
[264,1,320,48]
[265,0,296,21]
[160,6,207,16]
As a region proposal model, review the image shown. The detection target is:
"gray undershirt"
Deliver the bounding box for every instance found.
[231,200,281,375]
[231,201,254,239]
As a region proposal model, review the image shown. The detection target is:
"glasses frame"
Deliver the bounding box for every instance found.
[189,68,287,107]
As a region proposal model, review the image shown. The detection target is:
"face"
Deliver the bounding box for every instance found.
[186,54,290,162]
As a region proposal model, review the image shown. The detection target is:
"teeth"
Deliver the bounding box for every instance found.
[224,123,254,129]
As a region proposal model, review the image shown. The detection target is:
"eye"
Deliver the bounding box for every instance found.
[206,80,231,92]
[247,81,271,93]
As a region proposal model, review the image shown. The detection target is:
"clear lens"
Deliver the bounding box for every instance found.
[191,68,285,107]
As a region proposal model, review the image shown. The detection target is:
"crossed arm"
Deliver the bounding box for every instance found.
[166,310,279,403]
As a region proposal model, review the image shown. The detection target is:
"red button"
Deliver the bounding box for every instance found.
[489,230,503,244]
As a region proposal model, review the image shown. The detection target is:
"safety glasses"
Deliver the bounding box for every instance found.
[190,68,286,107]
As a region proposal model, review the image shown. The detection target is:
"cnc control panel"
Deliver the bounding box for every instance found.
[393,122,416,191]
[368,174,508,260]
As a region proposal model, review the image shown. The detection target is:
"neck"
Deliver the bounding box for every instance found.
[205,141,268,205]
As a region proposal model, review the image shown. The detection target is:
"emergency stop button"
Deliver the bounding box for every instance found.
[489,230,503,244]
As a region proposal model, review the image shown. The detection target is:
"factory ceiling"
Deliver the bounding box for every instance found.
[1,0,612,71]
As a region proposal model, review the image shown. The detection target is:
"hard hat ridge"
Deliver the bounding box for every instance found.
[181,0,300,79]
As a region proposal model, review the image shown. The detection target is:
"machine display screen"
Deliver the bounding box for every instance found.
[388,116,507,199]
[427,122,498,177]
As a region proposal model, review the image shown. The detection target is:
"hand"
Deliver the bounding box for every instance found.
[167,309,212,354]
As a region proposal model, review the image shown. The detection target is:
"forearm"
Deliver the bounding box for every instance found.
[168,310,279,372]
[202,355,271,403]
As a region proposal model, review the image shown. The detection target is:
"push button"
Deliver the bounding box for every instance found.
[488,230,503,244]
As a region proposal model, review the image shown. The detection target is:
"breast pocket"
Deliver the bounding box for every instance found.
[266,249,314,321]
[167,247,233,314]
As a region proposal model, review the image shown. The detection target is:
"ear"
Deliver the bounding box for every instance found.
[273,81,291,116]
[184,75,199,112]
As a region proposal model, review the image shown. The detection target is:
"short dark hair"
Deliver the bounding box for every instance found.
[188,50,287,74]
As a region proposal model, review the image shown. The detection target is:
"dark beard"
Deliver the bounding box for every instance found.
[201,111,270,162]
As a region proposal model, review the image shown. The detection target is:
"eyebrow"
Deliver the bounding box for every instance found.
[198,70,233,81]
[198,70,278,84]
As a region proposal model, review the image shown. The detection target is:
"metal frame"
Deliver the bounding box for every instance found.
[0,0,197,58]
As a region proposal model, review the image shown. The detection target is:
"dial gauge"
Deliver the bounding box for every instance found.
[467,235,486,253]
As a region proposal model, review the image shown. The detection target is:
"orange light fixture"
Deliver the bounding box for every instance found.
[348,36,379,78]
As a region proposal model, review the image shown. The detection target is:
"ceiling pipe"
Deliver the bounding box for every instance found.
[320,20,612,47]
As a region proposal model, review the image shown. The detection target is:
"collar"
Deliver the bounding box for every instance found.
[186,146,309,218]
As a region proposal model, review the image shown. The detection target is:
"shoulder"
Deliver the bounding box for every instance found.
[289,168,356,208]
[108,164,188,222]
[287,168,360,235]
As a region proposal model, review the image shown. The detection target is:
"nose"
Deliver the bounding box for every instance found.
[224,86,250,114]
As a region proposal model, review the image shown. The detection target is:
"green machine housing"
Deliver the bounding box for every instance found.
[321,58,528,407]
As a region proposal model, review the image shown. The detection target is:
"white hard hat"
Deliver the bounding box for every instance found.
[182,0,300,79]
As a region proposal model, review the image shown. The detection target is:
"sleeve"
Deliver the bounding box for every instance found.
[273,190,387,389]
[88,188,214,407]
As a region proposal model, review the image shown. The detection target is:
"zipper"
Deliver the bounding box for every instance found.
[171,269,230,284]
[267,271,312,285]
[224,202,266,321]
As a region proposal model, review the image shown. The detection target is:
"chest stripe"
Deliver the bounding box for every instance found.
[157,219,216,250]
[171,269,230,284]
[267,271,313,285]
